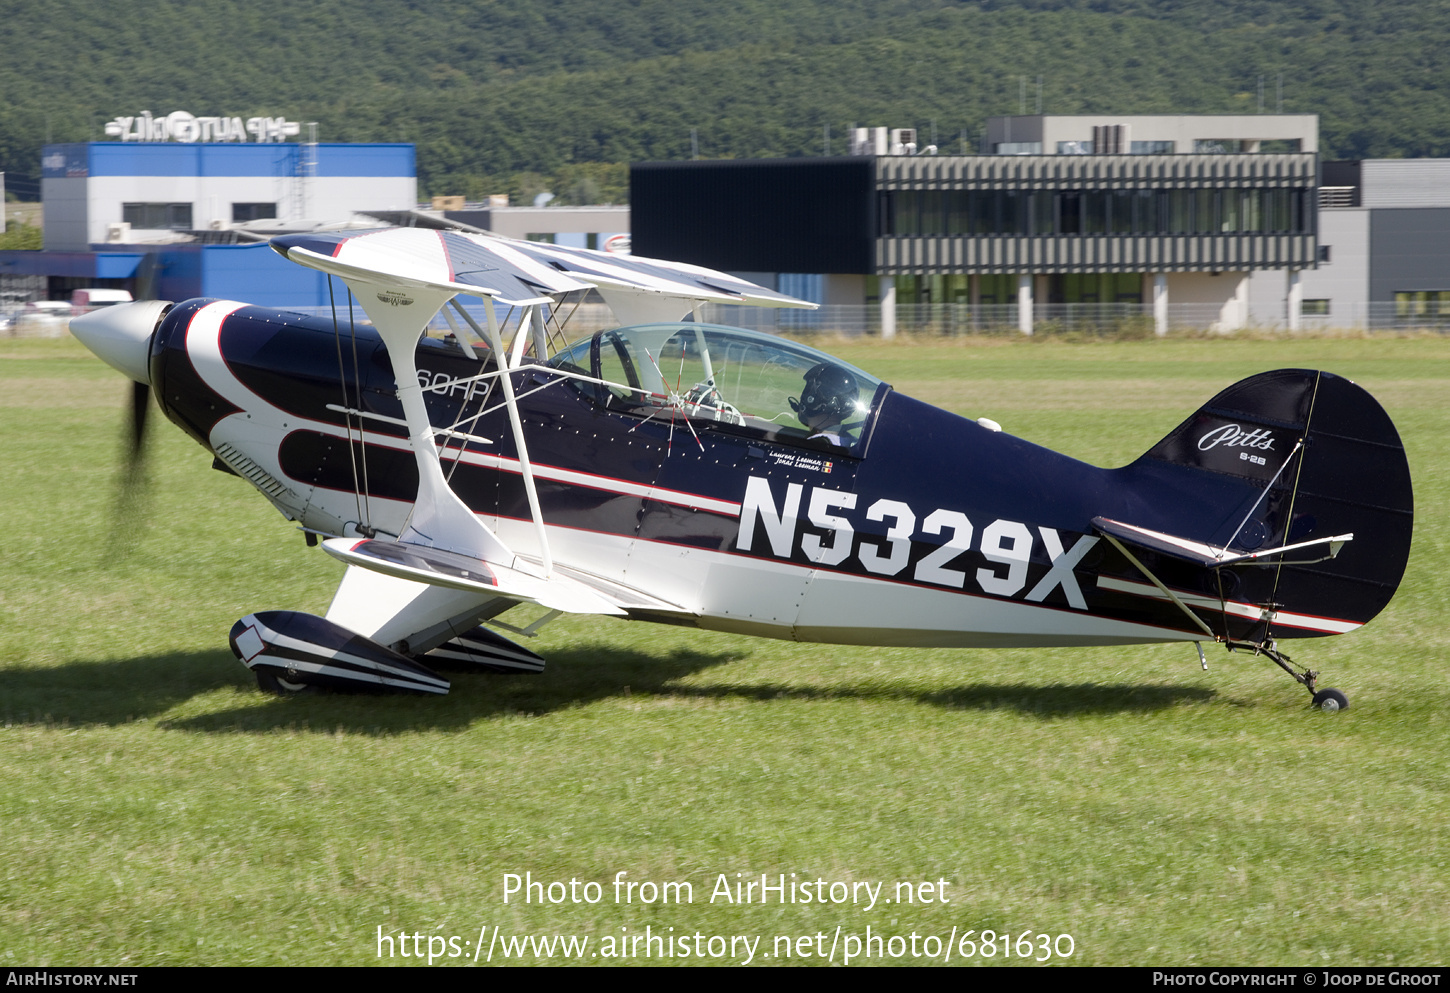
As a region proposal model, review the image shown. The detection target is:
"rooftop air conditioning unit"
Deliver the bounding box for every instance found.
[1091,124,1130,154]
[850,127,889,156]
[890,128,918,155]
[106,222,132,244]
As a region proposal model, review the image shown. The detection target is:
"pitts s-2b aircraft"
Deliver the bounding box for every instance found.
[71,227,1413,711]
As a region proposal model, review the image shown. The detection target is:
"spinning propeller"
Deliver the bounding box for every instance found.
[68,260,171,553]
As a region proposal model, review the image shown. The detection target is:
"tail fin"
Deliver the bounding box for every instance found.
[1125,369,1412,639]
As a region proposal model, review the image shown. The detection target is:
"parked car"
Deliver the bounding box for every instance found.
[13,300,74,337]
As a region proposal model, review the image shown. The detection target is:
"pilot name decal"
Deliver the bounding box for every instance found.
[736,477,1098,609]
[766,450,834,474]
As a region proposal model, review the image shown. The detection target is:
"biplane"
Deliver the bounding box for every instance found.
[70,227,1413,711]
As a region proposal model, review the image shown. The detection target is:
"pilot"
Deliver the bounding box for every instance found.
[790,362,859,446]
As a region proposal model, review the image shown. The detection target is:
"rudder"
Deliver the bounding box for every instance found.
[1133,369,1412,638]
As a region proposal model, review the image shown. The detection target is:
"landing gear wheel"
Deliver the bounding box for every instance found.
[1312,688,1349,712]
[256,668,314,695]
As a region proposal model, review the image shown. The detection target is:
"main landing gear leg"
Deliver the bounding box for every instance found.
[1228,639,1349,712]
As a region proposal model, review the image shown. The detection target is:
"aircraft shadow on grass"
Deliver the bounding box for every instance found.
[2,645,1216,734]
[0,650,241,728]
[665,681,1218,718]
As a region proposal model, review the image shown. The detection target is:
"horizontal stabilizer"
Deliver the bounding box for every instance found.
[1093,517,1353,568]
[322,537,626,616]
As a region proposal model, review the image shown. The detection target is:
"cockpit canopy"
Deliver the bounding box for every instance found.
[550,323,887,454]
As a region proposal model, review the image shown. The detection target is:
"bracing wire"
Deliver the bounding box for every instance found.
[328,274,365,528]
[347,287,373,528]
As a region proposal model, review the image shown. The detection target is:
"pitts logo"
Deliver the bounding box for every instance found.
[375,291,414,307]
[1197,424,1275,452]
[736,477,1099,609]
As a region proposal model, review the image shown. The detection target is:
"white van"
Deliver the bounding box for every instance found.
[70,288,134,314]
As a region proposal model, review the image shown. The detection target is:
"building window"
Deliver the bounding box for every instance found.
[777,273,824,305]
[1049,272,1143,304]
[122,203,193,230]
[1193,139,1242,154]
[1057,141,1093,155]
[899,190,924,235]
[877,192,895,236]
[525,233,556,244]
[1239,189,1263,232]
[1301,299,1330,316]
[970,191,997,234]
[993,141,1042,155]
[1317,245,1332,263]
[1057,192,1081,235]
[232,203,277,223]
[1265,190,1296,233]
[977,274,1016,304]
[1131,140,1175,154]
[1395,291,1450,320]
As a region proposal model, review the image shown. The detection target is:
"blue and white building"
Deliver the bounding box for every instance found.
[42,141,416,251]
[0,139,416,308]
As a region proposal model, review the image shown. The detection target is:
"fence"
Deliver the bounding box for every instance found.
[703,302,1210,336]
[700,301,1450,337]
[196,299,1450,341]
[25,296,1441,342]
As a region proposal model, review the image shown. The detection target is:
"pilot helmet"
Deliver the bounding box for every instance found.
[790,362,859,424]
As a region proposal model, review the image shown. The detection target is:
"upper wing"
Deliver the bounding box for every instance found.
[269,227,818,315]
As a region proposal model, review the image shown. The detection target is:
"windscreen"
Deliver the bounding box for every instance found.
[551,322,885,454]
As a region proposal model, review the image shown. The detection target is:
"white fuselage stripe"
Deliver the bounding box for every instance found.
[1097,576,1361,634]
[444,448,742,517]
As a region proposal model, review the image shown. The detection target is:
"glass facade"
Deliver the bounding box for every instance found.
[879,188,1311,237]
[1047,273,1143,304]
[866,273,1145,306]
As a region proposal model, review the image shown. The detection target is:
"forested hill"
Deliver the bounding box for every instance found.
[1,0,1446,201]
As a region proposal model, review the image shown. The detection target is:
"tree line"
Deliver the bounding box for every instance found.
[0,0,1445,202]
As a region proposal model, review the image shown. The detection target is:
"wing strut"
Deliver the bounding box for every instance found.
[283,245,555,575]
[436,297,553,573]
[478,296,553,575]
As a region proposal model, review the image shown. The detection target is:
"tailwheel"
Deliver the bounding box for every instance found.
[1229,638,1341,710]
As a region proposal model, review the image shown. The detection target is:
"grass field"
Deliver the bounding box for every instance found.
[1,333,1447,967]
